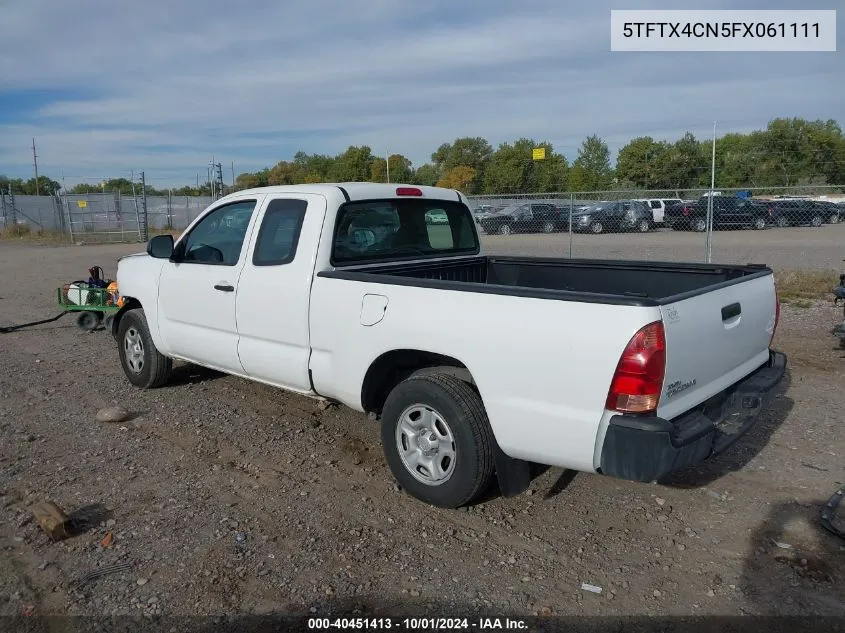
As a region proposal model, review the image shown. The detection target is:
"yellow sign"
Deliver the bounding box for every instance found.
[532,147,546,160]
[76,200,88,208]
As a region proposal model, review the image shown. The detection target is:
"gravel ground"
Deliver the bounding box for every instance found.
[1,240,844,621]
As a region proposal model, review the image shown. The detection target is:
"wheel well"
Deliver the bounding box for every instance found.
[361,350,475,415]
[111,297,142,338]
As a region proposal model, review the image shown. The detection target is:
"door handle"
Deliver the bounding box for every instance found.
[721,302,741,321]
[214,283,234,292]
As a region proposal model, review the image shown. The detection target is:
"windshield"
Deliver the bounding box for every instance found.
[332,199,479,265]
[578,203,611,213]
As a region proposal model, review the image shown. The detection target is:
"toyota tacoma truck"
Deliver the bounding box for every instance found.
[112,183,787,508]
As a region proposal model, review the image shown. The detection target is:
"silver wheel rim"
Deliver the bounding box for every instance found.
[499,225,510,235]
[395,404,456,486]
[695,220,706,231]
[755,218,765,229]
[812,216,822,227]
[124,327,145,374]
[777,217,788,227]
[639,220,649,232]
[543,222,554,233]
[831,215,839,224]
[591,222,602,233]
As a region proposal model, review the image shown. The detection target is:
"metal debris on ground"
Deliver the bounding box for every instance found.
[819,486,845,541]
[580,583,602,594]
[31,501,72,541]
[74,561,134,586]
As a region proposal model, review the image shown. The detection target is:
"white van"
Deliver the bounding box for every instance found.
[634,199,683,225]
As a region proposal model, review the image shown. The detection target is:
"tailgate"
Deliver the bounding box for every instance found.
[656,272,777,421]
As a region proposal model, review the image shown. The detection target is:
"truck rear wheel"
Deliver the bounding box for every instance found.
[380,373,494,508]
[117,308,173,389]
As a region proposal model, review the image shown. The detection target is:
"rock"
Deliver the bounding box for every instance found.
[96,406,130,424]
[136,578,148,586]
[653,589,662,598]
[706,589,715,597]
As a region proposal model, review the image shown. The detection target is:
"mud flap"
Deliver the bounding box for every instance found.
[493,443,531,497]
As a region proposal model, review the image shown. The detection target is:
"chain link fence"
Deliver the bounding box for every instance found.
[3,185,844,269]
[466,186,845,268]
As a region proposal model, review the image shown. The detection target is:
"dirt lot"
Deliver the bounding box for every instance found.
[1,239,844,621]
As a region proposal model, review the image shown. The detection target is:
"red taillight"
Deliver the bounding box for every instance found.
[396,187,423,196]
[605,321,666,414]
[682,207,689,216]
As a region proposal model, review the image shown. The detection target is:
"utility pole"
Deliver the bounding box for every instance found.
[32,138,40,195]
[214,162,225,199]
[386,151,390,183]
[231,162,235,188]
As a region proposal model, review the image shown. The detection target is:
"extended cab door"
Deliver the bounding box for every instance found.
[157,196,263,373]
[235,193,328,392]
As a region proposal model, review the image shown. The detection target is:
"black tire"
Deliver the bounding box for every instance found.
[541,221,555,234]
[753,217,767,230]
[693,218,707,232]
[589,221,603,234]
[117,308,173,389]
[75,311,100,331]
[830,213,840,225]
[637,218,651,233]
[103,314,114,332]
[775,216,789,228]
[498,223,512,235]
[380,373,495,508]
[811,215,823,228]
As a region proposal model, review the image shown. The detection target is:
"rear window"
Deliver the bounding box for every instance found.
[331,199,479,265]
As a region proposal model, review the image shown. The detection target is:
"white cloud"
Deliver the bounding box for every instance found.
[0,0,842,186]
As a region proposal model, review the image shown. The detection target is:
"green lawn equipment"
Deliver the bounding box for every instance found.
[57,266,123,332]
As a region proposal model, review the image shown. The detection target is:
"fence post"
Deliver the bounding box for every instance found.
[1,190,6,227]
[64,196,75,243]
[140,171,149,242]
[568,193,573,258]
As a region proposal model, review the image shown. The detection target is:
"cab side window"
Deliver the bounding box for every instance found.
[180,200,257,266]
[252,198,308,266]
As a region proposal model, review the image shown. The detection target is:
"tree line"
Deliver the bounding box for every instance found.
[2,117,843,198]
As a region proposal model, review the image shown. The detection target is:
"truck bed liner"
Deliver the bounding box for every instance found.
[319,256,771,307]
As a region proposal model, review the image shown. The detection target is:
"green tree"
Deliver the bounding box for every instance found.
[482,139,568,194]
[328,146,375,182]
[431,137,493,184]
[371,154,413,183]
[615,136,670,189]
[411,164,440,186]
[569,135,613,191]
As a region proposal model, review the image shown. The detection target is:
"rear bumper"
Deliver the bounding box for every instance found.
[598,350,787,482]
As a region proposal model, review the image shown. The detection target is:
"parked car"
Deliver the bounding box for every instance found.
[571,200,654,233]
[815,200,841,224]
[113,182,786,509]
[664,197,772,231]
[767,200,828,228]
[475,202,567,235]
[425,209,449,225]
[634,198,683,225]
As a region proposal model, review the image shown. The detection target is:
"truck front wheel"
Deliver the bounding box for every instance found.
[380,373,495,508]
[117,308,173,389]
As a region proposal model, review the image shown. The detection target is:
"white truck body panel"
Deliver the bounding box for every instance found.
[115,182,785,492]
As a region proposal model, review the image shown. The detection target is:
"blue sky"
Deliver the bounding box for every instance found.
[0,0,842,188]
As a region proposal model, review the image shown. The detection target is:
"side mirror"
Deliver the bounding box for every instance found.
[147,234,174,259]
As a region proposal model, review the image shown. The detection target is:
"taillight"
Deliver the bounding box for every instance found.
[605,321,666,415]
[396,187,423,196]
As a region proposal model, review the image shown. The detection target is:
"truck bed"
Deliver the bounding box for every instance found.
[319,256,771,306]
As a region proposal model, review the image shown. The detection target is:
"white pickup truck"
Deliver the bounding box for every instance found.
[112,183,787,508]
